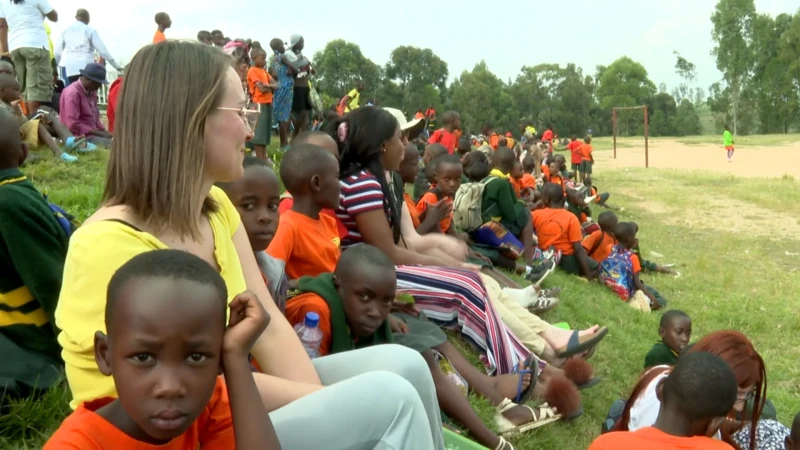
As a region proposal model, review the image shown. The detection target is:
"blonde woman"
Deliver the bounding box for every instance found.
[55,41,443,450]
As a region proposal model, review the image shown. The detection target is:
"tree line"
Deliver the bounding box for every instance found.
[312,0,799,137]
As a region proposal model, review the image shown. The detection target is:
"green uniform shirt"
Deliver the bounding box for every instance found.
[723,130,734,147]
[480,175,530,236]
[644,341,679,368]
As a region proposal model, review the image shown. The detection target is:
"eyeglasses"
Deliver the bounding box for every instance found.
[217,106,260,131]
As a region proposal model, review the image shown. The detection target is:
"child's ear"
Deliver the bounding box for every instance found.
[94,331,113,376]
[310,174,321,193]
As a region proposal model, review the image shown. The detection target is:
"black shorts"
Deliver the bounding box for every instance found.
[571,162,580,171]
[291,86,311,113]
[579,160,593,174]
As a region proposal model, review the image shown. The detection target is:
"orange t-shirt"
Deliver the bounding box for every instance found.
[630,253,642,274]
[581,230,618,263]
[284,293,333,357]
[278,196,348,240]
[567,140,583,164]
[510,178,523,198]
[404,192,421,228]
[416,192,452,233]
[266,210,341,280]
[489,133,500,150]
[428,129,459,154]
[414,112,425,120]
[44,377,232,449]
[520,173,537,190]
[246,66,274,104]
[531,207,583,255]
[580,143,594,161]
[546,174,566,192]
[153,30,166,44]
[588,427,733,450]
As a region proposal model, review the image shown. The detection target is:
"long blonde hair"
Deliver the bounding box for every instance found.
[104,41,231,239]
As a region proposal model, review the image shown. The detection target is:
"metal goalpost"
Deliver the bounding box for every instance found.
[612,105,650,168]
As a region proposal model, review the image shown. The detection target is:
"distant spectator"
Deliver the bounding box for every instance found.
[106,76,122,133]
[0,0,59,114]
[197,30,212,45]
[211,29,225,47]
[59,62,111,147]
[55,9,121,86]
[152,12,170,44]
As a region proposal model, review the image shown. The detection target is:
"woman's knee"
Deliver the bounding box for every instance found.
[380,345,432,383]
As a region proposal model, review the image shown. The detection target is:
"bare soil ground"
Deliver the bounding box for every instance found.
[594,138,800,178]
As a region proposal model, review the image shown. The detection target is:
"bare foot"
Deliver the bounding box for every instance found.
[578,325,601,338]
[494,360,532,400]
[501,403,536,426]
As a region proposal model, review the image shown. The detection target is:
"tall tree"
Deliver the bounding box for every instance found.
[596,57,657,135]
[384,46,449,91]
[673,51,697,102]
[312,40,382,100]
[449,61,516,134]
[710,0,757,134]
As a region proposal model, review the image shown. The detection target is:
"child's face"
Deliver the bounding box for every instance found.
[0,62,14,76]
[254,53,267,68]
[659,317,692,353]
[336,267,396,338]
[0,84,20,103]
[549,161,559,174]
[312,154,342,210]
[511,162,523,179]
[225,166,280,251]
[95,278,225,444]
[399,148,419,184]
[435,162,463,197]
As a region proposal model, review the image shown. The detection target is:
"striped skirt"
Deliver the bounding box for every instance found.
[395,265,530,375]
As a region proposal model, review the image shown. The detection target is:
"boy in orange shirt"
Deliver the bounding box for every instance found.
[428,111,461,155]
[589,352,737,450]
[509,159,524,199]
[44,250,276,449]
[532,183,597,277]
[247,48,279,162]
[267,143,342,280]
[153,12,171,44]
[581,211,618,263]
[416,155,462,235]
[578,136,594,183]
[566,135,582,174]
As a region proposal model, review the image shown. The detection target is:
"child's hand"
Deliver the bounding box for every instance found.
[388,315,409,334]
[223,291,270,358]
[428,199,452,221]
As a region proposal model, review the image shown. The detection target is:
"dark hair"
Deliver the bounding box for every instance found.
[328,107,401,243]
[243,154,270,169]
[0,55,15,69]
[660,310,690,329]
[585,136,592,144]
[154,12,169,25]
[337,244,395,277]
[281,143,337,196]
[522,155,536,172]
[494,147,516,172]
[293,130,333,146]
[614,222,636,244]
[431,154,462,175]
[106,249,227,332]
[542,183,564,203]
[211,29,223,37]
[597,210,617,230]
[463,151,491,181]
[197,30,212,42]
[425,143,448,161]
[662,351,737,421]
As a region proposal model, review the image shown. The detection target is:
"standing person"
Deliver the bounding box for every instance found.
[286,34,313,139]
[247,47,278,162]
[197,30,213,44]
[152,12,170,44]
[337,80,364,115]
[55,41,445,450]
[59,62,112,147]
[211,29,225,47]
[0,0,58,115]
[55,9,122,86]
[269,38,295,151]
[105,76,121,134]
[541,124,554,155]
[723,125,734,163]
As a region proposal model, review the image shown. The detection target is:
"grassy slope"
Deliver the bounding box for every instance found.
[3,149,800,449]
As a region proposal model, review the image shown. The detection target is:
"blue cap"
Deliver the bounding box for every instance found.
[304,312,320,327]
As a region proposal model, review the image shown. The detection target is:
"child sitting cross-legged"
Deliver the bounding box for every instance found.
[644,310,692,369]
[599,222,667,311]
[581,211,619,264]
[44,249,278,449]
[583,176,619,211]
[287,244,581,450]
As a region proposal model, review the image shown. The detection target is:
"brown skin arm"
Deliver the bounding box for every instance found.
[0,19,8,54]
[355,209,448,266]
[572,242,596,279]
[632,272,658,305]
[45,10,58,22]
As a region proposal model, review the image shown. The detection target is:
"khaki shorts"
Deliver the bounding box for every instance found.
[11,47,53,102]
[21,119,40,147]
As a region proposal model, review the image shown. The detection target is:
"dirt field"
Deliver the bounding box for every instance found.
[594,138,800,178]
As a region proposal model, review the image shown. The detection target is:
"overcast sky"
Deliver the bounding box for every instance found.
[49,0,797,94]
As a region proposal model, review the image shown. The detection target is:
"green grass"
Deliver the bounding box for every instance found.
[4,148,800,450]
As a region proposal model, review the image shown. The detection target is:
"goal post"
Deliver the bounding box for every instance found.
[612,105,650,168]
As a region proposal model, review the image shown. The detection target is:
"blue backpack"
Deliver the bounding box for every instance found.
[599,245,636,300]
[43,192,77,238]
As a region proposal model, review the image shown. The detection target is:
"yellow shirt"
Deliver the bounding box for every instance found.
[44,22,54,59]
[345,88,360,112]
[55,187,246,409]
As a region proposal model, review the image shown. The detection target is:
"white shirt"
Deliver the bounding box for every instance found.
[0,0,53,52]
[628,369,669,432]
[55,20,119,77]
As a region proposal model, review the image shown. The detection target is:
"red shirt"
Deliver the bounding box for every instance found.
[429,129,458,154]
[567,140,583,164]
[542,129,554,142]
[106,78,122,134]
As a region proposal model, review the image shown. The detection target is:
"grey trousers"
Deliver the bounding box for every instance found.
[270,345,445,450]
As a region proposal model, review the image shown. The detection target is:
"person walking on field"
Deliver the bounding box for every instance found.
[723,125,734,163]
[55,9,122,86]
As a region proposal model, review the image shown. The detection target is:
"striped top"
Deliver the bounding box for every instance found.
[337,170,393,249]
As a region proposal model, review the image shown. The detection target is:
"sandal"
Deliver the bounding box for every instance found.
[495,399,562,436]
[555,327,609,359]
[494,436,515,450]
[512,354,539,404]
[529,296,559,315]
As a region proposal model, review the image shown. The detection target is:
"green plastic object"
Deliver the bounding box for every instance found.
[443,428,488,450]
[553,321,570,330]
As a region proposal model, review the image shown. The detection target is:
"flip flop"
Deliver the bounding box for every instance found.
[512,354,539,405]
[556,327,609,359]
[578,377,602,390]
[495,399,562,436]
[63,136,86,152]
[565,405,584,421]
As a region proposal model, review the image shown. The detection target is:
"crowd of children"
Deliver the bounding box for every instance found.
[0,27,794,450]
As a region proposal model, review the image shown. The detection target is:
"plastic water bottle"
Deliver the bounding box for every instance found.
[294,312,323,359]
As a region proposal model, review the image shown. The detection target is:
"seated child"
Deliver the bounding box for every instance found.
[583,176,618,210]
[532,183,597,277]
[414,143,449,201]
[456,136,472,160]
[566,136,582,173]
[267,143,341,280]
[509,160,524,199]
[0,107,67,400]
[589,352,737,450]
[578,137,593,184]
[544,160,566,192]
[630,222,678,275]
[599,222,667,310]
[644,310,691,369]
[217,156,289,311]
[44,249,277,448]
[416,155,462,236]
[581,211,619,263]
[286,244,579,450]
[399,143,451,235]
[565,189,598,235]
[520,155,538,191]
[428,111,461,155]
[0,74,91,163]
